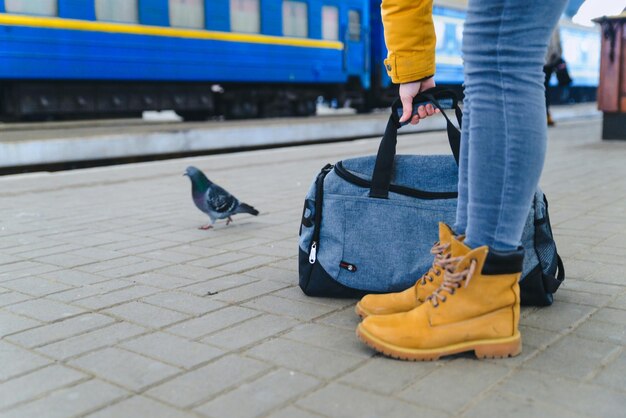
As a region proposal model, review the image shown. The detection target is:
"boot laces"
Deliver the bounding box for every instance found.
[417,242,450,286]
[427,256,478,307]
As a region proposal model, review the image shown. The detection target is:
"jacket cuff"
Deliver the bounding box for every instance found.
[384,53,436,84]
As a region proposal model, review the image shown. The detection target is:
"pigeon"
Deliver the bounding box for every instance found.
[184,166,259,230]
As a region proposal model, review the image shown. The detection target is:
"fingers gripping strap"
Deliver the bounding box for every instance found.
[369,88,462,199]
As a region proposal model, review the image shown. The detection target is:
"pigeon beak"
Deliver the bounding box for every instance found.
[183,173,188,176]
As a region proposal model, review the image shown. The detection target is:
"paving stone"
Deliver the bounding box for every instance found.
[98,259,170,279]
[243,295,337,321]
[202,314,299,350]
[38,253,96,268]
[75,285,161,309]
[3,298,85,322]
[159,264,229,281]
[70,247,127,262]
[243,265,298,284]
[196,369,320,418]
[36,322,147,360]
[398,359,510,414]
[591,307,626,325]
[0,254,24,266]
[86,396,195,418]
[555,289,612,307]
[573,318,626,345]
[561,278,623,296]
[141,291,226,315]
[188,252,253,269]
[609,293,626,310]
[178,274,258,296]
[0,291,31,308]
[138,248,203,263]
[592,349,626,390]
[0,341,51,381]
[498,369,625,418]
[282,323,372,357]
[297,383,448,418]
[315,306,361,331]
[165,306,260,339]
[0,311,42,337]
[103,301,189,328]
[125,272,197,289]
[524,334,621,380]
[518,325,561,349]
[120,332,224,369]
[0,365,87,409]
[268,405,326,418]
[49,279,132,302]
[146,355,271,408]
[246,338,365,379]
[7,313,114,348]
[0,261,60,279]
[38,269,109,286]
[1,276,73,297]
[520,302,595,333]
[461,390,586,418]
[339,357,439,396]
[217,255,280,273]
[271,286,356,309]
[78,256,147,274]
[213,279,288,303]
[268,259,298,272]
[1,379,129,418]
[69,347,180,391]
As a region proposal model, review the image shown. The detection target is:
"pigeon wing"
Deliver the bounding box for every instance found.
[206,184,239,214]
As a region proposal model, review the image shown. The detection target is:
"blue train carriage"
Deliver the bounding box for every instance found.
[369,0,600,107]
[0,0,370,120]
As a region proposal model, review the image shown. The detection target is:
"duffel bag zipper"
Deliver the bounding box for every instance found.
[309,164,333,264]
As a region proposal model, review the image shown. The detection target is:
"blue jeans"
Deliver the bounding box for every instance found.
[453,0,568,251]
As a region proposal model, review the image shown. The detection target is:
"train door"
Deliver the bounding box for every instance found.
[343,5,369,88]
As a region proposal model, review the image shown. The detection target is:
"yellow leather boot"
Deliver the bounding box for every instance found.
[356,237,523,361]
[355,223,457,318]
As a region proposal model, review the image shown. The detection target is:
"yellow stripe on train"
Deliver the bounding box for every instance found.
[0,13,344,50]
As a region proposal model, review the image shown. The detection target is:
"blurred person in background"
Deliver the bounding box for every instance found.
[544,28,563,126]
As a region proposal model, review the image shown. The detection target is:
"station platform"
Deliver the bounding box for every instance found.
[0,117,624,417]
[0,103,600,169]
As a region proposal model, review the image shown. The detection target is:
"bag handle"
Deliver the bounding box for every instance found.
[369,87,462,199]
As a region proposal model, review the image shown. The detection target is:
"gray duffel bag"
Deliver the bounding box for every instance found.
[298,88,564,306]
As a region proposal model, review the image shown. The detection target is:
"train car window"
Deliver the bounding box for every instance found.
[321,5,338,41]
[283,1,307,38]
[230,0,260,33]
[170,0,205,29]
[5,0,57,16]
[95,0,139,23]
[348,10,361,41]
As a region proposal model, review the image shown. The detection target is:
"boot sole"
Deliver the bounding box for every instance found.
[356,324,522,361]
[354,303,371,319]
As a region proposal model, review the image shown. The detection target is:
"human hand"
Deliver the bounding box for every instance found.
[399,76,439,125]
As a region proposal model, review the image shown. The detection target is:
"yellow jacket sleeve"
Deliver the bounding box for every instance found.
[381,0,436,84]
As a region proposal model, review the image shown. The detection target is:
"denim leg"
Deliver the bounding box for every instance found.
[453,90,470,236]
[462,0,567,251]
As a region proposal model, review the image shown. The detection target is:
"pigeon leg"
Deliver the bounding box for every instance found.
[198,224,213,230]
[226,216,233,226]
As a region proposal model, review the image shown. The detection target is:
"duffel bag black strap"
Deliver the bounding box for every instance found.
[543,253,565,294]
[369,87,462,199]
